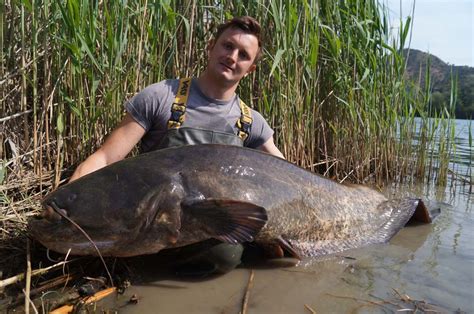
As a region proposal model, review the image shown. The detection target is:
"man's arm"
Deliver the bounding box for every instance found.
[69,113,146,182]
[257,137,285,159]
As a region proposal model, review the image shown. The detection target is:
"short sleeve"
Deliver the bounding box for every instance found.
[245,109,274,148]
[124,80,178,132]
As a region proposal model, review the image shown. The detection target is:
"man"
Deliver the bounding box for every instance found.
[70,16,283,181]
[70,16,284,275]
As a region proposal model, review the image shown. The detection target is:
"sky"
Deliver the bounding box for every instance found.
[386,0,473,66]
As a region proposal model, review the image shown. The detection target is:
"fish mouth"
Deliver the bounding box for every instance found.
[29,201,71,240]
[38,201,68,222]
[30,201,119,255]
[30,201,69,236]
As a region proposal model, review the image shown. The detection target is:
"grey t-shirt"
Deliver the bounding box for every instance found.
[125,78,273,152]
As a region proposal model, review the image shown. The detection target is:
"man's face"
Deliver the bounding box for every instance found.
[206,27,259,85]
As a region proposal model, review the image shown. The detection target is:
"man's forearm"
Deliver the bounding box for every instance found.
[257,137,285,159]
[69,152,109,182]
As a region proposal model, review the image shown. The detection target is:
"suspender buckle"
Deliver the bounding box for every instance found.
[167,78,192,129]
[236,100,253,141]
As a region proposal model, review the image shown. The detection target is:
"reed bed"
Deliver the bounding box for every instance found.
[1,0,458,230]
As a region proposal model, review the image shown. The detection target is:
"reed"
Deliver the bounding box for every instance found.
[1,0,457,195]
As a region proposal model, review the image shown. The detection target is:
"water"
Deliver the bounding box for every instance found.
[413,117,472,182]
[103,119,472,313]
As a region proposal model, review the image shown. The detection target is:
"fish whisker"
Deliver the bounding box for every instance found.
[49,201,114,287]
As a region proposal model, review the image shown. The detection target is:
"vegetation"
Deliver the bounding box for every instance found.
[404,49,474,119]
[1,0,459,231]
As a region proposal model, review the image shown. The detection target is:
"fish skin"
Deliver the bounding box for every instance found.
[28,144,430,257]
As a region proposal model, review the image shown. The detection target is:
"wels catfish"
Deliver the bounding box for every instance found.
[29,144,432,258]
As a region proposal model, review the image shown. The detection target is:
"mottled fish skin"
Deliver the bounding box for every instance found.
[29,144,428,257]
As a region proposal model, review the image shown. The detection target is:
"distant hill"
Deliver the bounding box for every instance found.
[403,49,473,119]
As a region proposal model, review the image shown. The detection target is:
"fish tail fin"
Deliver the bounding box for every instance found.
[375,198,432,243]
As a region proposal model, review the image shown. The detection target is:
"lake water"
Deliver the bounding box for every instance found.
[89,119,474,313]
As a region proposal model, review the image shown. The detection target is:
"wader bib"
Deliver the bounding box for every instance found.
[159,78,253,275]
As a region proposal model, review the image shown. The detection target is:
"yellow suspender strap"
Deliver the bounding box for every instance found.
[167,77,192,129]
[236,100,253,141]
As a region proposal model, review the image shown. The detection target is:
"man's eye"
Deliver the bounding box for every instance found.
[239,51,249,59]
[224,43,232,49]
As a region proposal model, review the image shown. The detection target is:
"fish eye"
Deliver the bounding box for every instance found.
[68,194,77,203]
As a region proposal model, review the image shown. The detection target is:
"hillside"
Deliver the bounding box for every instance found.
[403,49,474,119]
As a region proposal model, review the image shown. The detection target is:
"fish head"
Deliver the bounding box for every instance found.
[28,174,182,257]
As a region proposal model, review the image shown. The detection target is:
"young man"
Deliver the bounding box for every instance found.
[70,16,283,182]
[69,16,284,275]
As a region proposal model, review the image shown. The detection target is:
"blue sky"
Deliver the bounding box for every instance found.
[386,0,473,66]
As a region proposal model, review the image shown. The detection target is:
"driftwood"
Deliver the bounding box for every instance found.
[49,287,116,314]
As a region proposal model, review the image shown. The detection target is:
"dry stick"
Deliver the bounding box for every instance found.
[0,50,45,84]
[29,274,76,296]
[0,109,33,123]
[25,238,32,314]
[240,270,255,314]
[22,288,39,314]
[0,259,77,289]
[50,202,114,287]
[339,158,376,184]
[3,140,58,167]
[304,304,317,314]
[392,288,411,303]
[0,84,20,104]
[311,158,339,167]
[323,159,338,177]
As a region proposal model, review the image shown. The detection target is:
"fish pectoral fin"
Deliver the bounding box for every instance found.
[182,199,268,244]
[276,236,302,260]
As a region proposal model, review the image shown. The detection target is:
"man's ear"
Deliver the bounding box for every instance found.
[207,39,215,56]
[244,64,257,77]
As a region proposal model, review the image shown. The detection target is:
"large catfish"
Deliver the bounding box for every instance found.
[29,144,432,258]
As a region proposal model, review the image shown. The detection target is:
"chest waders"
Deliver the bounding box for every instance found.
[157,77,253,149]
[160,78,252,275]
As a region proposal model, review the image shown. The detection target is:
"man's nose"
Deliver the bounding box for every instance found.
[226,49,238,63]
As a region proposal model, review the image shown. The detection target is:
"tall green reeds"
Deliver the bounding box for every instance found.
[1,0,456,193]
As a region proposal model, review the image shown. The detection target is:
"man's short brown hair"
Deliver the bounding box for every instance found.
[214,16,263,63]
